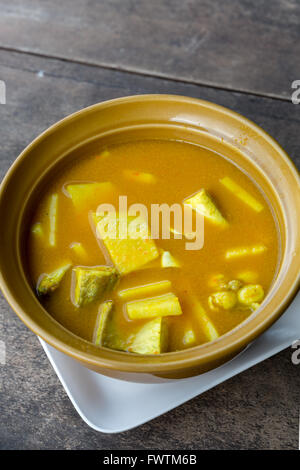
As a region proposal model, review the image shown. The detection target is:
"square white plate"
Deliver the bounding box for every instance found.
[40,291,300,433]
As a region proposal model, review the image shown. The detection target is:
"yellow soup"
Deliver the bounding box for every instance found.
[28,140,279,355]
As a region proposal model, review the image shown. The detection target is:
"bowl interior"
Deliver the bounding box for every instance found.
[0,95,299,374]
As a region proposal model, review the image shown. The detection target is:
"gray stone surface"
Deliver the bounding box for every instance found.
[0,0,299,99]
[0,48,299,450]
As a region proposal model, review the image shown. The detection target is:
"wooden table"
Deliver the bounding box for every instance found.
[0,0,299,450]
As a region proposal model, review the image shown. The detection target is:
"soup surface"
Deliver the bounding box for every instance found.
[28,140,279,354]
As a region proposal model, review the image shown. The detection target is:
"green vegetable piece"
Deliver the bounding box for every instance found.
[225,244,267,259]
[93,300,114,346]
[49,193,58,247]
[220,176,264,212]
[129,317,168,355]
[37,263,71,296]
[237,284,264,305]
[66,182,115,211]
[102,317,134,352]
[184,189,227,227]
[118,280,172,301]
[126,293,183,320]
[208,291,237,311]
[73,266,119,307]
[161,251,181,268]
[92,212,159,275]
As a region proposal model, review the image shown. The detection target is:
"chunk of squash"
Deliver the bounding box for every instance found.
[92,212,159,274]
[65,182,115,211]
[118,280,171,301]
[126,293,183,320]
[186,293,219,341]
[37,263,71,296]
[101,316,133,352]
[94,303,169,354]
[128,317,168,354]
[72,266,119,307]
[93,300,114,346]
[220,177,264,212]
[184,189,227,227]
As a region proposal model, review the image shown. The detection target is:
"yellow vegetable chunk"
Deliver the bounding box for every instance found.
[66,182,115,211]
[123,169,157,184]
[161,251,181,268]
[208,291,237,311]
[31,222,43,237]
[187,293,219,341]
[101,314,133,352]
[220,176,264,212]
[92,212,159,275]
[118,280,171,301]
[225,244,267,259]
[49,193,58,247]
[37,263,71,296]
[93,300,114,346]
[70,242,88,259]
[237,284,264,305]
[126,293,183,320]
[184,189,227,227]
[73,266,119,307]
[128,317,168,354]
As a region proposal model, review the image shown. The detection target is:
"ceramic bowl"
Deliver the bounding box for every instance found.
[0,95,299,382]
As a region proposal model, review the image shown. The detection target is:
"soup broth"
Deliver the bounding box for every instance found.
[28,140,279,354]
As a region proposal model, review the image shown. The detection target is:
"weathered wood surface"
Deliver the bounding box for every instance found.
[0,0,299,99]
[0,50,299,450]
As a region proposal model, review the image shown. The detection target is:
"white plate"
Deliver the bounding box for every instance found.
[40,291,300,433]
